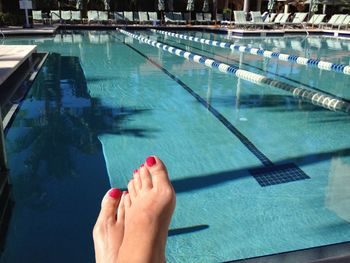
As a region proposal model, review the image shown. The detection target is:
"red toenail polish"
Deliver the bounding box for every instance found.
[123,191,128,195]
[146,156,156,167]
[140,164,144,168]
[109,188,122,199]
[134,169,138,174]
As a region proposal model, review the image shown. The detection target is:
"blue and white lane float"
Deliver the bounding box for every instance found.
[151,29,350,76]
[118,29,350,114]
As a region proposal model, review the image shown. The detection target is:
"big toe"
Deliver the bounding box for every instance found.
[145,156,171,188]
[96,188,123,225]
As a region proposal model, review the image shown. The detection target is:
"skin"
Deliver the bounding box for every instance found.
[93,156,176,263]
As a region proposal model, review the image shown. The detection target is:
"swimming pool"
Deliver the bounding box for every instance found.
[1,30,350,262]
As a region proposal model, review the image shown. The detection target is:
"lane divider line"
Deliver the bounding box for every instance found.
[151,29,350,76]
[118,29,350,114]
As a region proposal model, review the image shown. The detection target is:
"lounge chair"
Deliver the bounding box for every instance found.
[233,11,252,29]
[133,12,140,23]
[264,13,276,22]
[165,12,175,23]
[274,13,290,26]
[322,14,347,29]
[196,13,205,24]
[138,12,148,24]
[217,13,234,26]
[282,12,308,28]
[148,12,160,25]
[61,11,71,22]
[203,13,212,24]
[87,10,99,24]
[305,14,326,28]
[124,11,133,22]
[71,11,81,23]
[98,11,109,23]
[32,10,43,24]
[319,14,340,29]
[338,15,350,30]
[250,11,273,28]
[173,12,186,24]
[50,10,60,23]
[114,11,125,23]
[272,13,284,24]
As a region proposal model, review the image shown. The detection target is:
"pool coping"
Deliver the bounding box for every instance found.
[1,24,350,38]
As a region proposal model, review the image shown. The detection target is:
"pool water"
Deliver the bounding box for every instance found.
[1,30,350,262]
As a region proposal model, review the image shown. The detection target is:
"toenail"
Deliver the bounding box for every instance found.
[108,188,122,199]
[123,191,129,195]
[146,156,156,167]
[140,164,144,168]
[134,169,138,174]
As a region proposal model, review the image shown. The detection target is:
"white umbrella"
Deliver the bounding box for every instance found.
[186,0,194,11]
[158,0,165,11]
[202,0,209,12]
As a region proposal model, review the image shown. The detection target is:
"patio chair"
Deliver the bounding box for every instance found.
[173,12,186,24]
[87,10,99,24]
[32,10,43,23]
[138,12,149,24]
[61,11,71,23]
[50,10,60,23]
[272,13,284,24]
[338,15,350,30]
[282,12,308,28]
[233,11,252,29]
[203,13,212,24]
[124,11,134,22]
[98,11,109,23]
[71,11,81,23]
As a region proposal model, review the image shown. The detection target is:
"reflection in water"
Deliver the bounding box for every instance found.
[326,156,350,223]
[10,53,150,185]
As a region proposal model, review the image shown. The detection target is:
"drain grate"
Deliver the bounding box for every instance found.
[249,163,310,187]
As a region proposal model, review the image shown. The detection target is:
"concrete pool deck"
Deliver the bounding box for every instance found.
[0,45,37,86]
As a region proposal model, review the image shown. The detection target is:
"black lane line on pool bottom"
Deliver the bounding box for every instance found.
[124,42,311,186]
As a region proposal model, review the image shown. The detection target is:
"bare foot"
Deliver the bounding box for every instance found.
[93,188,126,263]
[117,156,176,263]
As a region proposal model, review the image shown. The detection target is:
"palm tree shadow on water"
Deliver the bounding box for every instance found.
[2,53,157,261]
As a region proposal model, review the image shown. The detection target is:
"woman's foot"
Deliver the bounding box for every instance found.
[118,156,176,263]
[93,188,126,263]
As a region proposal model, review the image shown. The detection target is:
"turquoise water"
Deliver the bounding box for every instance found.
[1,30,350,262]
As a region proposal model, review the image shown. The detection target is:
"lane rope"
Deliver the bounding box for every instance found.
[118,29,350,114]
[151,29,350,76]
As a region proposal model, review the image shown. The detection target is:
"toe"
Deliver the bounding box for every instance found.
[139,165,153,189]
[127,179,137,202]
[96,188,122,225]
[116,191,127,223]
[133,169,142,191]
[145,156,171,188]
